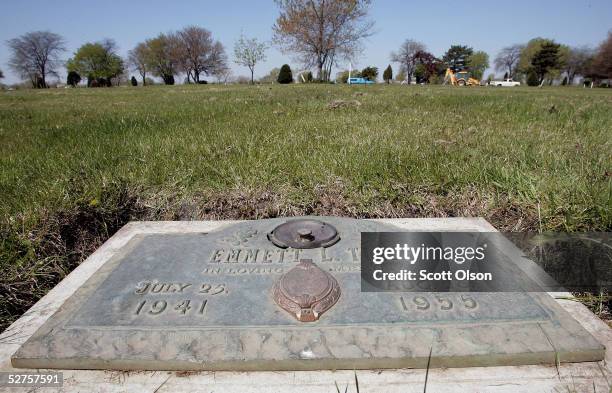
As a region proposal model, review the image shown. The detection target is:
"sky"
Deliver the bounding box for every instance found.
[0,0,611,84]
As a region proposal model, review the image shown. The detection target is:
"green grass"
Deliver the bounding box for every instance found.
[2,84,610,229]
[0,84,611,329]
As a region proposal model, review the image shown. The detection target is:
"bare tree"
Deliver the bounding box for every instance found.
[128,42,150,85]
[390,39,426,84]
[216,66,232,84]
[175,26,228,83]
[234,34,267,84]
[7,31,66,88]
[273,0,374,81]
[494,44,523,78]
[562,46,595,85]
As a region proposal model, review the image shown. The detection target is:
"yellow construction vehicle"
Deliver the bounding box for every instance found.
[444,68,480,86]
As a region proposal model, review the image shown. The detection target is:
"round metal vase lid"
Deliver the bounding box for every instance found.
[268,219,340,249]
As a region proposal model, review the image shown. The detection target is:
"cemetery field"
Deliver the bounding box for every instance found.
[0,84,611,329]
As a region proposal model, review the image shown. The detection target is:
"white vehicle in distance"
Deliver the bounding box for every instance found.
[489,78,521,87]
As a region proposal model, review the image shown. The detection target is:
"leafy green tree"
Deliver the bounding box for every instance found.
[526,69,539,86]
[443,45,473,71]
[517,38,552,75]
[66,71,81,87]
[144,34,178,85]
[383,65,392,83]
[277,64,293,84]
[468,51,489,80]
[0,69,4,79]
[361,66,378,81]
[414,64,426,83]
[67,40,124,87]
[130,76,138,86]
[531,42,561,84]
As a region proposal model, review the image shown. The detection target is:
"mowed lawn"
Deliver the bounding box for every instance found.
[2,84,610,229]
[0,84,611,328]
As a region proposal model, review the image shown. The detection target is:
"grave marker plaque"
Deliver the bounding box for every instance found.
[11,217,604,370]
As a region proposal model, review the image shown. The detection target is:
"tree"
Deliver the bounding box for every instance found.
[144,34,178,85]
[526,69,539,86]
[66,39,124,87]
[260,67,280,83]
[443,45,473,71]
[273,0,374,81]
[468,51,489,80]
[7,31,66,88]
[561,46,595,85]
[361,66,378,81]
[383,65,392,83]
[517,38,553,76]
[395,70,406,82]
[66,71,81,87]
[590,31,612,80]
[128,42,150,85]
[414,51,441,83]
[216,66,232,84]
[175,26,227,83]
[277,64,293,84]
[494,44,523,78]
[130,76,138,86]
[390,39,426,84]
[531,41,561,85]
[234,34,267,84]
[0,69,3,79]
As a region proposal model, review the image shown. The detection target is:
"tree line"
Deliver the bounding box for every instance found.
[4,25,267,88]
[2,0,611,88]
[369,36,611,86]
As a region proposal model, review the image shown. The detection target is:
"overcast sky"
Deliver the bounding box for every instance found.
[1,0,611,84]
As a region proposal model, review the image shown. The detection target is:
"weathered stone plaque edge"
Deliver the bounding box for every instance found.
[10,217,606,371]
[2,219,610,392]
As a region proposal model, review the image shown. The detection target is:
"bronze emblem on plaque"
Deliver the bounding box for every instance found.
[272,259,341,322]
[268,219,340,249]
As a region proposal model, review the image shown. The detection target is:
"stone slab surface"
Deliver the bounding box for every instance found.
[0,218,610,392]
[9,217,605,371]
